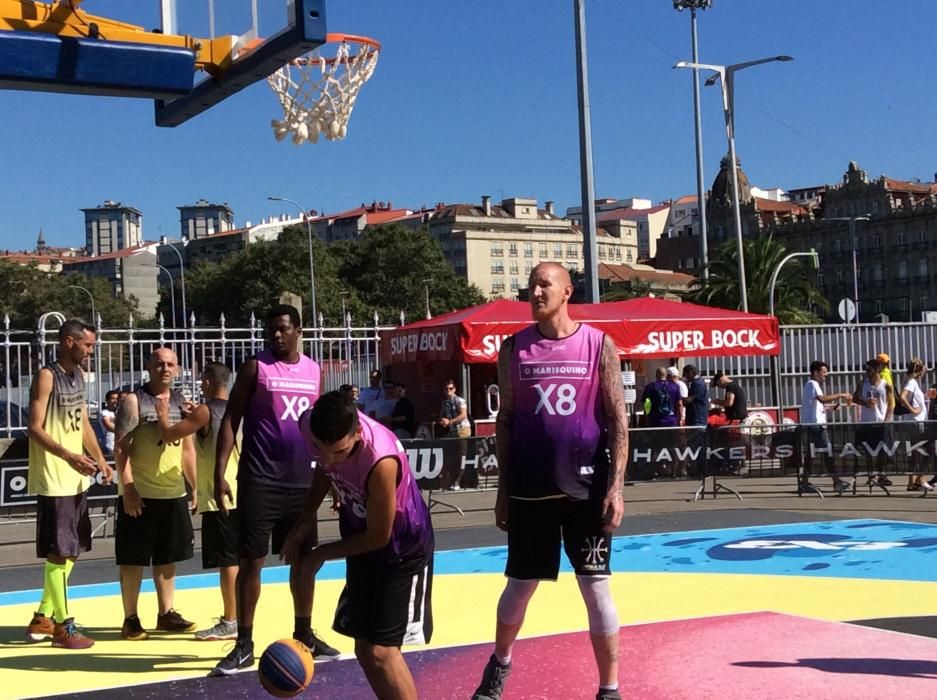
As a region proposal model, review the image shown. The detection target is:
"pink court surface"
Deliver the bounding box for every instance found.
[3,517,937,698]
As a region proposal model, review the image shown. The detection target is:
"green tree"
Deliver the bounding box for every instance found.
[334,224,485,324]
[601,278,654,302]
[183,225,351,326]
[0,260,137,329]
[689,236,829,323]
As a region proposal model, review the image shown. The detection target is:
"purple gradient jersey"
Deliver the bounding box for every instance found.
[509,323,608,500]
[240,350,320,487]
[313,413,433,566]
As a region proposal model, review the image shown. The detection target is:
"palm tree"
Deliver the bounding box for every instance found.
[689,235,829,323]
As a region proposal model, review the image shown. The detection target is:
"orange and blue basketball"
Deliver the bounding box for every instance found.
[258,639,315,698]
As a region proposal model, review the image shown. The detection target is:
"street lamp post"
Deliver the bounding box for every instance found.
[422,278,433,320]
[268,196,317,328]
[159,237,187,329]
[156,264,177,327]
[674,55,793,312]
[673,0,712,280]
[827,215,869,324]
[67,285,96,326]
[768,249,819,409]
[573,0,599,303]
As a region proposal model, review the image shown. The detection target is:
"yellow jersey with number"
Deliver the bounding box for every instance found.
[122,387,187,500]
[28,364,90,496]
[195,399,239,512]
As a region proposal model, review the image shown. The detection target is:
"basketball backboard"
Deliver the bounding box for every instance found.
[0,0,327,126]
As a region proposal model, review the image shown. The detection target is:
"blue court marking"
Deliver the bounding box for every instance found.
[2,519,933,607]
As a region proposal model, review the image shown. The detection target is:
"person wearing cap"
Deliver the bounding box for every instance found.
[877,353,896,415]
[710,371,747,423]
[666,366,688,427]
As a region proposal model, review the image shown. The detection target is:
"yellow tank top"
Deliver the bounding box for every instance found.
[28,364,89,496]
[195,399,239,512]
[123,387,187,499]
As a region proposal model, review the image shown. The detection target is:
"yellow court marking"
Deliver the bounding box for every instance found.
[0,572,934,698]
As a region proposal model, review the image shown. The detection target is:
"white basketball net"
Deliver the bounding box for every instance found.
[267,39,380,145]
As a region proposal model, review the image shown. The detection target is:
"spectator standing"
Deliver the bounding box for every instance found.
[98,390,119,456]
[641,367,681,428]
[439,380,471,490]
[711,371,748,422]
[878,352,897,415]
[799,360,852,494]
[681,365,709,427]
[851,358,894,488]
[897,358,931,491]
[390,383,416,439]
[666,366,688,425]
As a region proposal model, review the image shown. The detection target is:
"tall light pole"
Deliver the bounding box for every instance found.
[769,249,819,409]
[673,0,712,280]
[67,284,96,326]
[338,290,349,325]
[268,196,317,327]
[159,237,187,329]
[156,263,177,327]
[573,0,599,302]
[422,278,433,319]
[674,55,793,312]
[827,215,869,324]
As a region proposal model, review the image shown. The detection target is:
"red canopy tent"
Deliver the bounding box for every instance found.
[380,298,779,366]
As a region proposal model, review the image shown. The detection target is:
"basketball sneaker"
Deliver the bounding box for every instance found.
[156,609,197,633]
[210,638,255,676]
[51,618,95,649]
[194,618,238,641]
[121,614,149,641]
[472,654,512,700]
[597,689,622,700]
[294,629,341,660]
[26,612,55,642]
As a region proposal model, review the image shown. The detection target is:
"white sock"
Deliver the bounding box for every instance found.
[495,653,511,666]
[600,683,619,691]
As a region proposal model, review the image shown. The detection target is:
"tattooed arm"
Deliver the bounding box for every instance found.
[114,393,143,516]
[493,336,515,532]
[599,335,628,533]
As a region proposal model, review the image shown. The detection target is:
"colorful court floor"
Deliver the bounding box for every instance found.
[2,518,937,698]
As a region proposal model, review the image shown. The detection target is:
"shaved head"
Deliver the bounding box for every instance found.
[530,262,572,288]
[148,347,178,367]
[528,262,574,327]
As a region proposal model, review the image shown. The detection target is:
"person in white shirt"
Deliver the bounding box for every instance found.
[896,358,932,491]
[799,361,852,494]
[666,367,688,426]
[359,369,383,415]
[851,358,894,489]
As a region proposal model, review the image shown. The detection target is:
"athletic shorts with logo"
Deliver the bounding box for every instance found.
[36,492,92,559]
[506,496,612,580]
[237,479,315,560]
[333,551,434,648]
[115,496,194,566]
[200,510,240,569]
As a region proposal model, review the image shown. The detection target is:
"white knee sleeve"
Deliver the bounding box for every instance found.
[496,577,539,627]
[577,575,619,636]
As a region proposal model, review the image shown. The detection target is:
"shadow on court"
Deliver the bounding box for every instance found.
[733,657,937,679]
[0,650,204,675]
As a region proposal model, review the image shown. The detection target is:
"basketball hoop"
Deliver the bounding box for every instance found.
[266,33,380,145]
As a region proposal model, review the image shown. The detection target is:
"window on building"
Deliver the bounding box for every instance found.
[510,277,520,291]
[873,264,883,281]
[554,243,563,257]
[509,243,518,257]
[874,299,883,313]
[873,233,881,249]
[509,262,519,275]
[490,242,503,257]
[491,276,505,293]
[835,270,844,283]
[871,200,879,214]
[899,298,909,313]
[566,244,577,258]
[898,260,908,278]
[817,270,825,286]
[626,250,633,263]
[897,230,906,245]
[919,229,927,243]
[539,243,547,257]
[525,261,533,274]
[615,248,622,260]
[833,239,841,253]
[919,258,929,278]
[524,242,533,257]
[491,260,504,274]
[921,295,929,311]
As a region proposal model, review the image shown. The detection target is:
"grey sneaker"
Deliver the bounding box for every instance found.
[472,654,512,700]
[194,618,238,641]
[597,689,622,700]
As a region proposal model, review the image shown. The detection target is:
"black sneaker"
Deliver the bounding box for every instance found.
[294,629,341,660]
[210,638,254,676]
[472,654,512,700]
[121,614,148,641]
[156,609,196,633]
[597,690,622,700]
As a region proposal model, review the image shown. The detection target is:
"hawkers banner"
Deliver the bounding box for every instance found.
[380,298,779,365]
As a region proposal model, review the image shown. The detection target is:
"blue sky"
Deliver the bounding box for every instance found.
[3,0,935,252]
